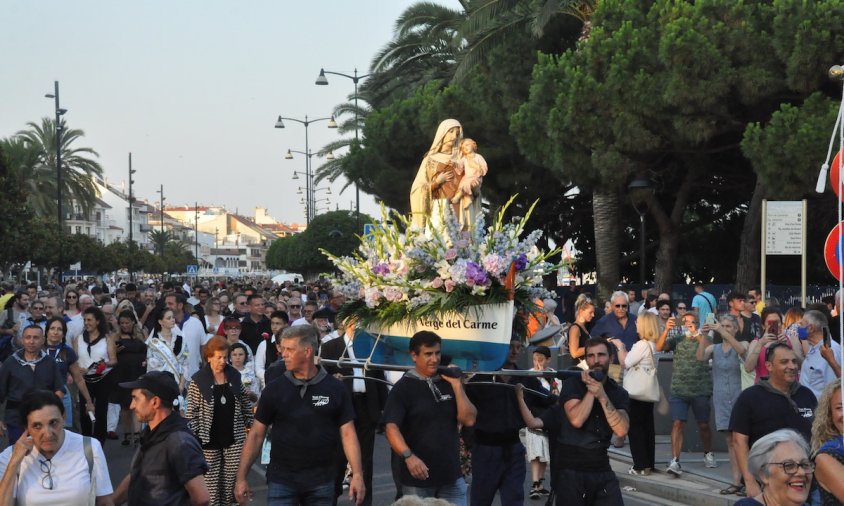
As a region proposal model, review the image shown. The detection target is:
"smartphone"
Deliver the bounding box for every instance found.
[824,330,832,348]
[704,313,716,326]
[768,321,780,335]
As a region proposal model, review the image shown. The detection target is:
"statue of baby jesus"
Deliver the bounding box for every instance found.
[451,138,488,209]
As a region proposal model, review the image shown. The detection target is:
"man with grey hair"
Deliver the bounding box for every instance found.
[729,343,816,498]
[797,310,841,399]
[235,324,365,505]
[591,291,638,352]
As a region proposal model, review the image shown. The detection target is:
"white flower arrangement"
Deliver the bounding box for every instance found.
[323,196,560,331]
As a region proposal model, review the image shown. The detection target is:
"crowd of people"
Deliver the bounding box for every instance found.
[0,278,840,505]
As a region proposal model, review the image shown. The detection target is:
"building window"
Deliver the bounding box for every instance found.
[75,226,81,234]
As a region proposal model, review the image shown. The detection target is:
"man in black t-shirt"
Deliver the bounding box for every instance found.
[235,325,365,505]
[729,343,816,498]
[382,331,477,505]
[553,337,629,506]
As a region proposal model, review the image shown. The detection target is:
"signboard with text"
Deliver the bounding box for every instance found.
[765,201,804,255]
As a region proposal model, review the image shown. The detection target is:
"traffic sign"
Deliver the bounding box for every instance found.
[186,264,198,276]
[363,223,377,241]
[823,221,844,281]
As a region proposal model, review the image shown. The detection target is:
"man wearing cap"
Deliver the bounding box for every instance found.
[235,324,365,505]
[113,371,209,506]
[313,307,335,343]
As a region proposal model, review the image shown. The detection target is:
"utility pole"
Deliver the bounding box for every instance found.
[194,202,199,268]
[157,185,165,259]
[128,153,136,282]
[45,81,67,285]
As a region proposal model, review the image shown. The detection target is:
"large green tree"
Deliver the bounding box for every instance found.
[266,211,374,279]
[10,117,104,218]
[512,0,844,294]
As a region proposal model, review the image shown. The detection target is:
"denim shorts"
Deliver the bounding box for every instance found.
[669,394,711,423]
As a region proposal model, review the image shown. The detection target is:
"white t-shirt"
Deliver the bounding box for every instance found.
[180,316,206,380]
[0,430,113,505]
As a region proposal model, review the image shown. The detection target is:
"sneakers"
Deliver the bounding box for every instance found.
[628,467,651,476]
[529,480,550,500]
[666,458,683,477]
[704,452,718,468]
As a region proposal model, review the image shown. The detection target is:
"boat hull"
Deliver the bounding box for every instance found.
[354,301,515,371]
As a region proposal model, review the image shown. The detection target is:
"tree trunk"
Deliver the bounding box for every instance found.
[649,168,697,294]
[735,178,765,293]
[592,189,621,302]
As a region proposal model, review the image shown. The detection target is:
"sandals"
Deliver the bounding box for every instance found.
[719,484,743,495]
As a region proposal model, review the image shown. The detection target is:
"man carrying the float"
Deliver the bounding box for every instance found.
[528,337,629,506]
[382,331,477,505]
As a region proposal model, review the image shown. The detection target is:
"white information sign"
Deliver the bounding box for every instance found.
[765,201,804,255]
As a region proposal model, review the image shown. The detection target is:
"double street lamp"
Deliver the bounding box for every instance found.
[287,149,334,221]
[274,115,337,225]
[315,67,371,228]
[45,81,67,283]
[128,153,136,282]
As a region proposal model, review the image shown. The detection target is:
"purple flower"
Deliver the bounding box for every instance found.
[372,263,390,275]
[444,248,458,261]
[465,261,488,285]
[514,253,528,271]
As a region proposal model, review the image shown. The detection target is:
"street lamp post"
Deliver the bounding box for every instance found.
[44,81,67,284]
[628,176,653,289]
[194,202,200,268]
[274,114,337,225]
[128,153,136,282]
[316,67,371,229]
[286,149,332,221]
[157,185,165,259]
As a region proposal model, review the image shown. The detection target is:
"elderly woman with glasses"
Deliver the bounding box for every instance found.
[0,391,114,504]
[733,429,814,506]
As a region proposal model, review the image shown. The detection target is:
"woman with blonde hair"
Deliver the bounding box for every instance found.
[623,311,660,475]
[564,294,595,368]
[810,382,844,504]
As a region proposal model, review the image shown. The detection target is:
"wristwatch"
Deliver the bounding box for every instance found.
[401,449,413,459]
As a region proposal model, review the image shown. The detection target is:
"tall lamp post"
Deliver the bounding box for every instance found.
[194,202,200,268]
[157,185,165,259]
[286,149,333,221]
[128,153,136,282]
[315,67,371,229]
[274,114,337,225]
[628,176,653,289]
[44,81,67,284]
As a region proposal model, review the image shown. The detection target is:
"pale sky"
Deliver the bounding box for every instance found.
[1,1,451,226]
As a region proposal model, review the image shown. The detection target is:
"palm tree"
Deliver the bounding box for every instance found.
[149,229,171,256]
[362,1,468,107]
[13,117,103,218]
[454,0,594,81]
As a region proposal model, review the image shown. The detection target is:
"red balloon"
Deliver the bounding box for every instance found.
[830,149,844,202]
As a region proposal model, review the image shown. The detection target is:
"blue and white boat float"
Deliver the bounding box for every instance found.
[353,300,515,371]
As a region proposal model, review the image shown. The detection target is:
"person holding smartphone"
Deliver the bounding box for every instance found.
[796,310,841,399]
[744,309,804,386]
